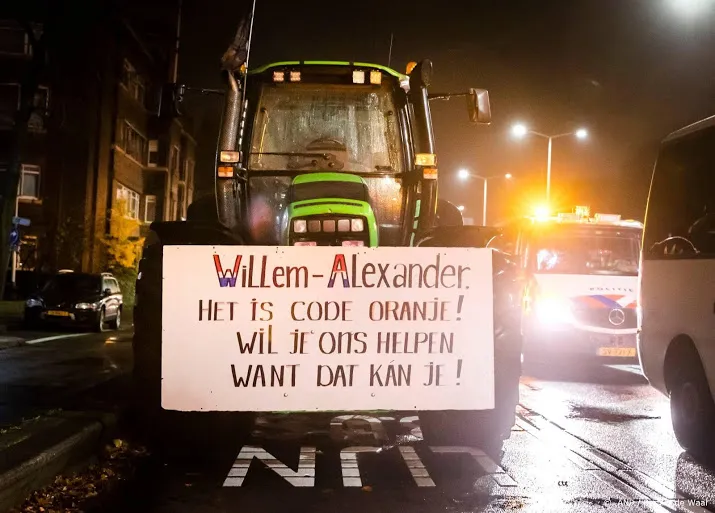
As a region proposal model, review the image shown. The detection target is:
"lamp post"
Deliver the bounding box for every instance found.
[457,170,513,225]
[511,124,587,203]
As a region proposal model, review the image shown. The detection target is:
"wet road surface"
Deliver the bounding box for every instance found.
[86,359,715,513]
[0,324,133,426]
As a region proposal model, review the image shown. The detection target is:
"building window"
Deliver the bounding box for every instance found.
[118,121,147,165]
[144,195,157,223]
[121,59,146,106]
[19,164,40,199]
[177,183,186,220]
[0,22,31,56]
[148,140,159,167]
[116,183,140,219]
[170,145,180,176]
[0,83,49,131]
[0,83,19,129]
[28,86,49,131]
[181,157,195,182]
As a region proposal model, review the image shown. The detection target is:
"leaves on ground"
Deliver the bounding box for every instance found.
[9,438,148,513]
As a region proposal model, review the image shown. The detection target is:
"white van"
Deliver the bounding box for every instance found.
[492,208,642,364]
[639,116,715,459]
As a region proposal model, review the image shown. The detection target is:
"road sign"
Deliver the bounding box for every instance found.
[12,216,30,227]
[9,228,19,248]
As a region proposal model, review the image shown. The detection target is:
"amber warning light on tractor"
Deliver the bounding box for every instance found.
[415,153,436,166]
[217,166,234,178]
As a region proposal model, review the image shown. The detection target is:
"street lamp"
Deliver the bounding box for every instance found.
[457,205,465,212]
[457,171,513,225]
[511,123,588,203]
[668,0,712,17]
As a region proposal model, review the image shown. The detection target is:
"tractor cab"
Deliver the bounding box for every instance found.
[212,60,491,247]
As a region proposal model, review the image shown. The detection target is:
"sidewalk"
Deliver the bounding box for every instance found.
[0,337,24,350]
[0,411,117,512]
[0,302,23,333]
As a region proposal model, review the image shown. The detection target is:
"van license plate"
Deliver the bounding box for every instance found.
[598,347,636,357]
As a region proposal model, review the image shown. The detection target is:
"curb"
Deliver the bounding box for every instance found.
[0,337,25,351]
[0,413,115,513]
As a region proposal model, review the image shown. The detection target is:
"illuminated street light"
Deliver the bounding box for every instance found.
[455,170,513,225]
[510,123,589,202]
[512,123,528,138]
[457,205,465,212]
[669,0,712,16]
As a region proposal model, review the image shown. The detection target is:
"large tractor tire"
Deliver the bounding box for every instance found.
[416,227,523,457]
[132,220,256,463]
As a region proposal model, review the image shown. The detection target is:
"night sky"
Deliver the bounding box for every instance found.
[178,0,715,223]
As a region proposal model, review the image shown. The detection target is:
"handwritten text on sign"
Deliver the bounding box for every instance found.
[161,246,494,412]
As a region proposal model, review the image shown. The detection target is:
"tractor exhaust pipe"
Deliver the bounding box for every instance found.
[215,71,242,232]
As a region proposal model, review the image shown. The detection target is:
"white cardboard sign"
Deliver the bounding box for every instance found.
[161,246,495,412]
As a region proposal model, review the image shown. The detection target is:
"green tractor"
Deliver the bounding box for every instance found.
[133,58,522,460]
[282,172,378,247]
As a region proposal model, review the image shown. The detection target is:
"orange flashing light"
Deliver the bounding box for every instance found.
[217,166,234,178]
[533,205,551,220]
[406,61,417,74]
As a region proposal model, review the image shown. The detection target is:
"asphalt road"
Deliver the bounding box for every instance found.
[0,322,133,426]
[3,328,714,512]
[90,359,715,513]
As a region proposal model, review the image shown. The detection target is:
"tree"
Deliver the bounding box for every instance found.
[100,198,144,305]
[101,198,144,270]
[0,10,48,299]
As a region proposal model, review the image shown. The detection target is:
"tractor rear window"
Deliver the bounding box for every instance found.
[290,181,368,203]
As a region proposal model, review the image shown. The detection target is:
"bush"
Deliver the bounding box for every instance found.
[114,268,138,307]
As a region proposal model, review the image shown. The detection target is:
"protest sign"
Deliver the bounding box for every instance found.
[161,245,494,411]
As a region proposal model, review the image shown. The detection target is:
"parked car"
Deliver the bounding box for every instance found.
[24,271,123,331]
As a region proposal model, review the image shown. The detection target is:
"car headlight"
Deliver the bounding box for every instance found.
[351,218,364,232]
[293,219,307,233]
[535,297,573,324]
[26,298,41,308]
[75,303,97,310]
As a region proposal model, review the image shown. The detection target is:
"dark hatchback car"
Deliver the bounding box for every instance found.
[24,271,123,331]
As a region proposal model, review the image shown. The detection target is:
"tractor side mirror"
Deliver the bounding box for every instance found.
[467,88,492,124]
[435,199,464,228]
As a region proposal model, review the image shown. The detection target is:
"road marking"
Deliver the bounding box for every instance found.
[25,333,90,345]
[398,446,435,487]
[223,445,316,487]
[340,446,382,487]
[605,364,644,376]
[430,446,518,487]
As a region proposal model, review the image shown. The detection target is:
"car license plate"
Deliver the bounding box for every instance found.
[46,310,70,317]
[598,347,636,357]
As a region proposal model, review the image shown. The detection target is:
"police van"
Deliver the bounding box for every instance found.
[491,207,643,364]
[639,116,715,460]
